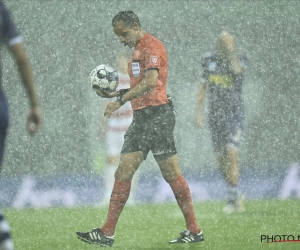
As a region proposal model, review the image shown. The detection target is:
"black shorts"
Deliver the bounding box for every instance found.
[208,111,244,153]
[121,101,177,161]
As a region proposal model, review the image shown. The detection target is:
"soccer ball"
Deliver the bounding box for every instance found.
[90,64,119,94]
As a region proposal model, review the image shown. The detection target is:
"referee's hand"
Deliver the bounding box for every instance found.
[27,106,42,136]
[104,101,121,118]
[96,89,119,98]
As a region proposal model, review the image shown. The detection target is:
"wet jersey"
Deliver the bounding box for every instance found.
[128,33,168,110]
[107,73,133,132]
[0,2,22,90]
[200,52,247,124]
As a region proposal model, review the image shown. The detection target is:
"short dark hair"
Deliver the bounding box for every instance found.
[112,11,141,28]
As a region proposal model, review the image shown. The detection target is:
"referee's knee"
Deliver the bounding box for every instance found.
[114,167,135,182]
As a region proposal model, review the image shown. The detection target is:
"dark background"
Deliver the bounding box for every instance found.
[2,0,299,176]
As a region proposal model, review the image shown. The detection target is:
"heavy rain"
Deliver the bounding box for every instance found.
[0,0,299,249]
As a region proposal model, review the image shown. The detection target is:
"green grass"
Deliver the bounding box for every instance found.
[3,199,300,250]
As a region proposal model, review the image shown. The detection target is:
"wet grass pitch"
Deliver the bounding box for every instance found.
[4,199,300,249]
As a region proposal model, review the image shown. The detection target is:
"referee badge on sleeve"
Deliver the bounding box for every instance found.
[150,56,158,64]
[132,62,140,77]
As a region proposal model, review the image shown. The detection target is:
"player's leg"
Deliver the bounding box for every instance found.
[100,151,143,236]
[0,212,14,250]
[222,145,244,212]
[209,120,241,213]
[209,118,227,180]
[0,127,14,250]
[0,94,9,173]
[0,94,14,250]
[157,155,199,232]
[224,116,242,186]
[126,164,140,206]
[0,136,14,250]
[210,125,232,186]
[76,151,143,247]
[101,131,123,205]
[103,129,140,205]
[217,147,237,186]
[222,121,244,213]
[157,155,204,244]
[76,108,148,246]
[100,108,150,234]
[224,145,239,186]
[112,131,140,206]
[102,155,118,202]
[151,103,203,244]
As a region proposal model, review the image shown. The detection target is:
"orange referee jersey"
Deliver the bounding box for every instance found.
[128,33,168,110]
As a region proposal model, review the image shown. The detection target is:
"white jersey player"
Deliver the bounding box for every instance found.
[105,73,133,156]
[100,54,137,205]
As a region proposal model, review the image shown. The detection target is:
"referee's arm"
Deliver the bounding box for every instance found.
[121,69,158,103]
[9,42,39,108]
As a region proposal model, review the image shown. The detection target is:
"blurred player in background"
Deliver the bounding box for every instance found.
[0,2,42,250]
[195,31,246,214]
[99,53,139,206]
[76,10,204,247]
